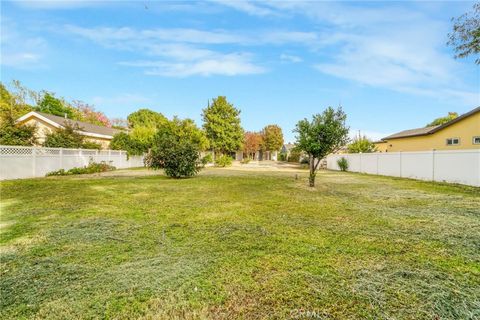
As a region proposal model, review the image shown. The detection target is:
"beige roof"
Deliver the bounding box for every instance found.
[23,111,123,138]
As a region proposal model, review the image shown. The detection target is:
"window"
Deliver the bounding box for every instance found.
[473,136,480,145]
[446,138,460,146]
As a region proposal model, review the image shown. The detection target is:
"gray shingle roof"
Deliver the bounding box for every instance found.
[383,125,439,140]
[36,112,123,137]
[382,106,480,140]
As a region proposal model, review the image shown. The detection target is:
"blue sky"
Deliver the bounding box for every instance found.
[1,0,479,142]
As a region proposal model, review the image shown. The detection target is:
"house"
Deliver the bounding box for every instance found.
[16,111,123,149]
[281,143,295,156]
[374,106,480,152]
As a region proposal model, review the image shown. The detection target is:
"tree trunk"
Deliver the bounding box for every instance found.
[309,156,316,187]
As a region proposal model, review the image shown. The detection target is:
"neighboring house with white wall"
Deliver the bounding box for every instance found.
[16,111,123,149]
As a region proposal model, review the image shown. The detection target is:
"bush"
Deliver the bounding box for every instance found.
[151,140,200,178]
[149,123,201,178]
[337,157,349,171]
[287,149,301,163]
[43,122,84,148]
[0,114,37,146]
[201,153,213,165]
[110,132,146,156]
[240,157,251,164]
[215,155,233,167]
[300,157,309,165]
[278,151,288,161]
[46,161,115,176]
[82,141,102,150]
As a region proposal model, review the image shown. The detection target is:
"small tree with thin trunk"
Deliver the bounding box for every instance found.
[294,107,349,187]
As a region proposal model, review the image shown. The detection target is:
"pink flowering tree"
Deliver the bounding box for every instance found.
[72,100,112,127]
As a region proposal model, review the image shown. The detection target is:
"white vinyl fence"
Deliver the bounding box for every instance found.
[0,145,145,180]
[327,149,480,187]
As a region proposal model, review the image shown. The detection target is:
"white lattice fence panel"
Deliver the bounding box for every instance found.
[1,146,144,180]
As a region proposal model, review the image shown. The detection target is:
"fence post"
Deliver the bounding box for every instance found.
[432,149,436,181]
[95,149,99,163]
[399,151,402,178]
[108,150,111,164]
[376,152,379,175]
[60,148,63,168]
[359,153,362,173]
[32,146,36,177]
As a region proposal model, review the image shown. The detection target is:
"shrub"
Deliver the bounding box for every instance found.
[240,157,251,164]
[43,123,84,148]
[149,123,201,178]
[287,149,301,163]
[201,153,213,165]
[347,135,377,153]
[82,141,102,150]
[0,114,37,146]
[278,151,287,161]
[300,157,309,165]
[46,161,115,176]
[110,132,145,156]
[337,157,349,171]
[151,140,200,178]
[215,155,233,167]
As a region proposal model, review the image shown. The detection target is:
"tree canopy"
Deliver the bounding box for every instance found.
[347,135,377,153]
[243,131,263,158]
[0,83,32,124]
[202,96,243,154]
[294,107,349,187]
[261,124,284,152]
[426,112,458,127]
[448,3,480,64]
[127,109,168,129]
[36,93,78,119]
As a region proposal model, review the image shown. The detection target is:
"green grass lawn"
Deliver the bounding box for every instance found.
[1,168,479,319]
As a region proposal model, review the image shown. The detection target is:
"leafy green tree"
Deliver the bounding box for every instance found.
[43,123,85,148]
[130,126,157,151]
[426,112,458,127]
[202,96,243,154]
[110,132,144,155]
[347,135,377,153]
[261,124,284,152]
[170,117,209,151]
[448,3,480,64]
[36,93,76,119]
[294,107,349,187]
[0,114,37,146]
[149,118,202,178]
[0,82,32,124]
[127,109,168,129]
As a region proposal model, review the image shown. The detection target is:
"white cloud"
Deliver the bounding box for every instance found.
[208,0,277,17]
[280,54,302,63]
[0,20,48,69]
[208,1,478,104]
[65,25,297,77]
[120,53,265,77]
[11,0,112,10]
[65,25,318,47]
